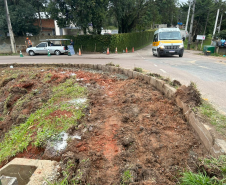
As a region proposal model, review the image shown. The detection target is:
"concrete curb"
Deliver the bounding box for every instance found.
[0,63,225,157]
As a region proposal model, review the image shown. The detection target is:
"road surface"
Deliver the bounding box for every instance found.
[1,44,226,114]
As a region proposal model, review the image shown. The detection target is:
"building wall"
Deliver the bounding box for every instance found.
[0,35,64,53]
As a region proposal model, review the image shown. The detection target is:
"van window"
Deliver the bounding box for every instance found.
[153,34,158,42]
[159,31,181,40]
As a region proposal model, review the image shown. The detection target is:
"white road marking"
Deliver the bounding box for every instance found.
[154,64,158,67]
[189,60,197,64]
[160,69,166,73]
[199,66,209,69]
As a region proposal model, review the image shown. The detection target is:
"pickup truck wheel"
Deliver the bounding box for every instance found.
[29,50,35,56]
[55,50,61,55]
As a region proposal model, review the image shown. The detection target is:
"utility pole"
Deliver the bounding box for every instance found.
[185,0,192,32]
[187,0,196,50]
[218,12,223,33]
[212,9,220,39]
[4,0,16,53]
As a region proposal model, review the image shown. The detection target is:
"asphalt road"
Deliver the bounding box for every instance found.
[1,44,226,114]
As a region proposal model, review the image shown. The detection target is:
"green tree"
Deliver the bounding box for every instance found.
[0,0,40,36]
[110,0,148,33]
[47,0,108,35]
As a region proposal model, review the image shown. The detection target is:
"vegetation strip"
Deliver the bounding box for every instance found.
[0,77,87,163]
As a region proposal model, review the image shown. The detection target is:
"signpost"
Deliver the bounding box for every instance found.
[68,45,75,55]
[196,35,206,40]
[196,35,206,50]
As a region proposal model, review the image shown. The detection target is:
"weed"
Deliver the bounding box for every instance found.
[180,171,220,185]
[115,64,120,67]
[43,73,53,83]
[106,62,116,66]
[133,67,143,73]
[0,117,3,121]
[3,94,12,115]
[121,170,133,185]
[203,155,226,175]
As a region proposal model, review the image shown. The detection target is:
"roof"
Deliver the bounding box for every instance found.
[40,39,70,41]
[154,28,180,34]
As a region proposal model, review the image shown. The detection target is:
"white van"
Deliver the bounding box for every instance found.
[152,28,185,57]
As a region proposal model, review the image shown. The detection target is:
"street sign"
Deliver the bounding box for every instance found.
[196,35,205,40]
[68,45,75,55]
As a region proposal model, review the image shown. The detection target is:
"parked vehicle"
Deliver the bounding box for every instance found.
[152,28,185,57]
[26,39,70,56]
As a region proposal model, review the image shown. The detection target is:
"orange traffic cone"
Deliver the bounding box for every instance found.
[79,48,82,56]
[132,47,134,52]
[107,48,110,55]
[115,47,117,54]
[126,47,128,53]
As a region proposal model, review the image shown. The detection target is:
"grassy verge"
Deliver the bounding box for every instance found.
[198,100,226,135]
[184,38,212,51]
[0,53,20,56]
[0,78,87,163]
[181,156,226,184]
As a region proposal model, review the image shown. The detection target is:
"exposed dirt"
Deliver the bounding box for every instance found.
[0,67,207,184]
[176,84,202,107]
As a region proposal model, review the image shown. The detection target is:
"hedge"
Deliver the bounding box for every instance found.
[64,31,154,53]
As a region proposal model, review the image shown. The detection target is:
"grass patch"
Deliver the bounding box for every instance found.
[106,62,120,67]
[198,100,226,134]
[180,171,220,185]
[121,170,133,185]
[181,156,226,185]
[133,67,143,73]
[0,78,87,163]
[0,117,3,121]
[0,53,20,56]
[184,37,212,51]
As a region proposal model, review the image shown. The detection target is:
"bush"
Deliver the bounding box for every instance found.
[64,31,154,53]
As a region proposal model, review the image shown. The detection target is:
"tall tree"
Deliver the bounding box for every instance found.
[0,0,40,36]
[47,0,108,34]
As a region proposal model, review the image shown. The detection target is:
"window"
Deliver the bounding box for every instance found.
[153,34,158,42]
[37,43,46,47]
[159,32,181,40]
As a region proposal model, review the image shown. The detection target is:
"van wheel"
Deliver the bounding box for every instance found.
[179,53,183,57]
[55,50,61,55]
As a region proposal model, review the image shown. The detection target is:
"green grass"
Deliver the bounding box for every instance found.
[121,170,133,185]
[0,53,20,56]
[184,38,212,51]
[0,78,87,163]
[199,100,226,134]
[180,171,220,185]
[203,155,226,174]
[133,67,143,73]
[181,156,226,185]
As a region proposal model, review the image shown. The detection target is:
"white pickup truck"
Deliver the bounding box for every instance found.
[26,39,70,56]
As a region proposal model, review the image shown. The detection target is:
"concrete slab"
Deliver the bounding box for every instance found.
[0,176,18,185]
[0,158,58,185]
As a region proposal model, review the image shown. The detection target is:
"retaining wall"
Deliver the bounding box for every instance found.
[0,63,225,157]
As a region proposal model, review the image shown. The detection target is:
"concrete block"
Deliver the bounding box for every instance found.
[109,66,116,73]
[0,158,57,185]
[188,112,214,154]
[150,76,157,87]
[114,67,119,73]
[118,67,124,74]
[93,64,98,70]
[132,71,138,79]
[163,84,170,98]
[122,68,129,76]
[97,64,103,70]
[137,73,144,81]
[143,75,150,84]
[156,79,165,92]
[127,70,133,78]
[0,176,18,185]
